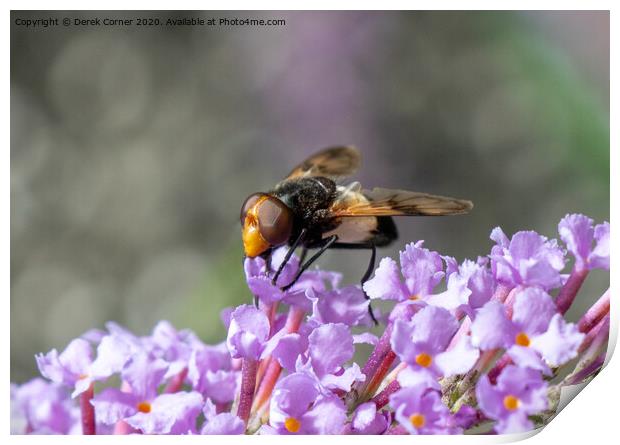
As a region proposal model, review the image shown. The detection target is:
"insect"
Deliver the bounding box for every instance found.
[240,146,473,323]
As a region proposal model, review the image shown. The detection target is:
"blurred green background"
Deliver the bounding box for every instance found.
[11,11,609,382]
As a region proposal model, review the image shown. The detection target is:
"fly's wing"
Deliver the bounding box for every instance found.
[331,187,473,217]
[285,146,361,180]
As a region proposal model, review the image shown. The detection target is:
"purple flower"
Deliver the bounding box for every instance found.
[91,352,168,427]
[268,372,347,434]
[125,391,203,434]
[37,324,147,399]
[450,405,481,430]
[92,346,206,434]
[36,338,93,398]
[226,305,270,360]
[390,385,459,434]
[397,366,441,390]
[363,241,444,302]
[271,322,365,392]
[201,399,244,434]
[187,343,238,404]
[15,212,610,436]
[244,252,297,304]
[470,288,583,373]
[244,247,341,307]
[559,214,609,270]
[147,320,201,379]
[490,228,565,290]
[308,323,354,377]
[245,246,299,288]
[426,273,472,316]
[590,222,609,270]
[307,285,371,327]
[85,329,143,386]
[558,214,593,269]
[391,305,479,379]
[262,329,308,371]
[80,328,107,344]
[432,257,495,315]
[305,323,365,392]
[529,314,585,367]
[11,379,77,434]
[350,402,389,434]
[476,365,548,433]
[353,332,379,346]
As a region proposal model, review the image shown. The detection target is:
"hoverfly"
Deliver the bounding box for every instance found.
[240,146,473,323]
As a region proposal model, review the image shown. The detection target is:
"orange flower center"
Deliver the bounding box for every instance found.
[409,413,426,428]
[415,353,433,368]
[503,395,520,411]
[77,373,89,380]
[515,332,530,347]
[409,295,420,301]
[137,401,152,413]
[284,417,301,433]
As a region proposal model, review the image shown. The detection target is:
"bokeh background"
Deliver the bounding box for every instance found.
[11,11,609,383]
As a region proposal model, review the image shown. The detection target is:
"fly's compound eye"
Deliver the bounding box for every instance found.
[257,197,293,246]
[240,193,264,225]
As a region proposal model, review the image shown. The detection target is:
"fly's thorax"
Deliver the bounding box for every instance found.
[271,176,337,220]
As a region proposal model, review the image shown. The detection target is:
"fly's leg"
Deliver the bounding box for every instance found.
[298,246,308,266]
[281,235,338,291]
[360,243,378,325]
[330,242,379,325]
[271,228,307,286]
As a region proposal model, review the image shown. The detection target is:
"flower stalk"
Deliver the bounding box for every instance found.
[79,383,96,435]
[565,352,606,385]
[578,314,610,354]
[349,321,395,408]
[236,358,258,425]
[164,367,188,393]
[555,266,589,315]
[252,306,305,415]
[371,379,401,409]
[577,289,610,333]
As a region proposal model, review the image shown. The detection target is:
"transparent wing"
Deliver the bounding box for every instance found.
[331,187,473,217]
[285,146,361,180]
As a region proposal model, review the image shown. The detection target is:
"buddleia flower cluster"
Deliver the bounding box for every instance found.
[11,213,610,435]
